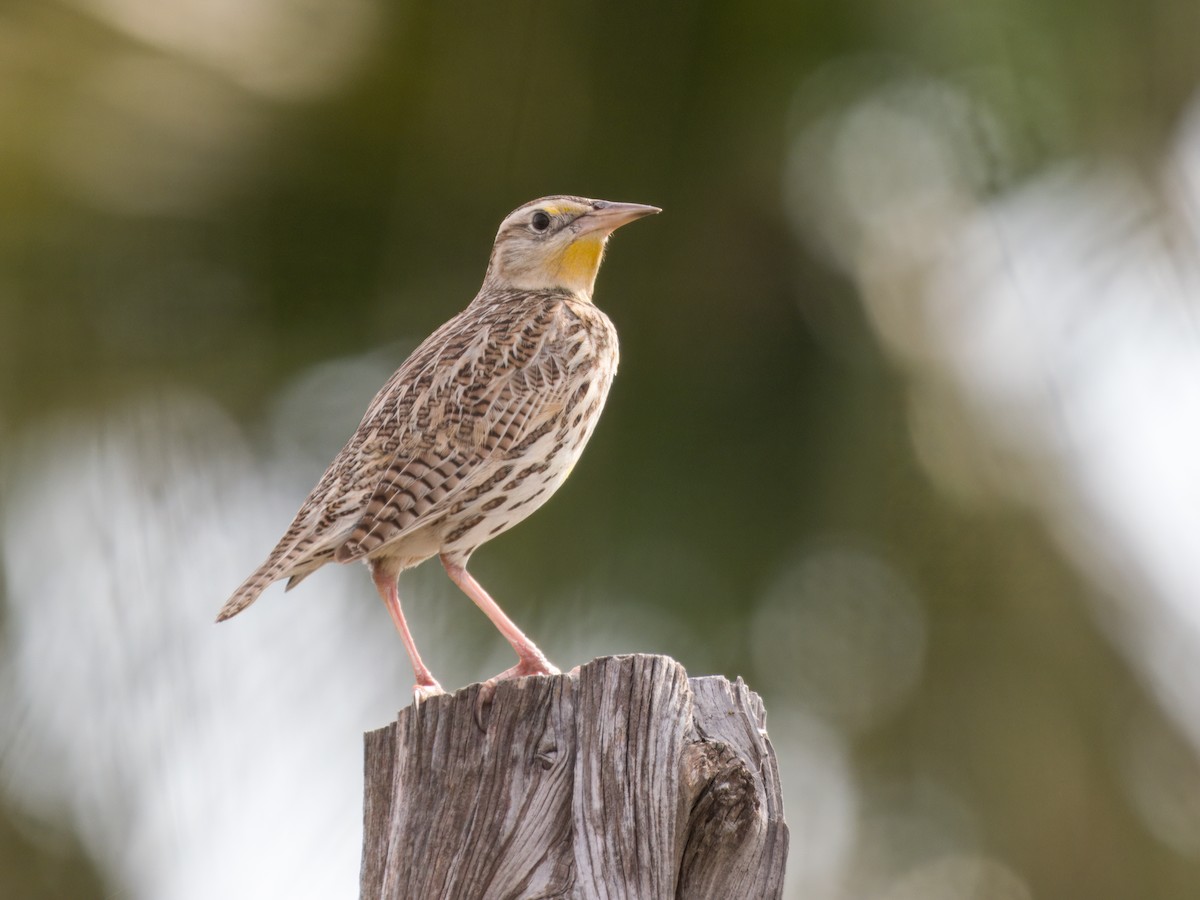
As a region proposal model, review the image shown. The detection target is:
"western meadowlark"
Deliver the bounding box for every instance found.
[217,195,659,700]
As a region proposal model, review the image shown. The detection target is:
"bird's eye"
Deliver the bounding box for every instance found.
[530,211,551,232]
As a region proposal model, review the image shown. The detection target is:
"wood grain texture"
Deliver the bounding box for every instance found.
[361,654,788,899]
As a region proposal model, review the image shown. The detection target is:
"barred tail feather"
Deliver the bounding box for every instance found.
[216,524,351,622]
[215,563,281,622]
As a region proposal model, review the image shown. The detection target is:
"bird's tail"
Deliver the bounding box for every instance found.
[215,563,281,622]
[215,524,346,622]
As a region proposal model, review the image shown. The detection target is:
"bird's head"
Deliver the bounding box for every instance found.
[484,195,660,299]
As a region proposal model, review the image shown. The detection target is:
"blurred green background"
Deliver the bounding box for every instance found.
[5,1,1200,898]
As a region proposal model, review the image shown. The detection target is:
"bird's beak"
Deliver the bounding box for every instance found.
[578,201,662,236]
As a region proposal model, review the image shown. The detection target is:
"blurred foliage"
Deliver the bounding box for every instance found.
[3,0,1200,897]
[0,812,104,899]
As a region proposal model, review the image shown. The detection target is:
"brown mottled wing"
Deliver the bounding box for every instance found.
[214,318,461,620]
[215,292,582,622]
[332,296,577,563]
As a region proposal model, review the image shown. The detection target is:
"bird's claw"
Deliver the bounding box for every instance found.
[491,657,561,681]
[472,657,562,730]
[474,680,497,730]
[412,680,445,707]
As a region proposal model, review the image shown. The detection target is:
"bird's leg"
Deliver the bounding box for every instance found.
[440,554,560,680]
[370,561,444,703]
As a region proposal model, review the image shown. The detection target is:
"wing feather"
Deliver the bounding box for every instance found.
[335,302,574,561]
[216,291,598,621]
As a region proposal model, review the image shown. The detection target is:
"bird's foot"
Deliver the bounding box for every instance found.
[411,679,445,707]
[490,656,561,682]
[473,656,561,730]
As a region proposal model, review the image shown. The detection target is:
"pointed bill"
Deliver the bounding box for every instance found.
[577,201,662,236]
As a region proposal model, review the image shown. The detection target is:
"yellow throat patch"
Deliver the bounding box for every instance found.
[556,236,606,294]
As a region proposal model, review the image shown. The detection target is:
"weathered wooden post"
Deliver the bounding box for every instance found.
[360,653,788,898]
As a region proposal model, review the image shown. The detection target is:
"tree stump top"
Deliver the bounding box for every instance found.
[361,654,788,899]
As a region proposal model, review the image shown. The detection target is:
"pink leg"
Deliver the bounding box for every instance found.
[440,555,560,680]
[370,561,444,702]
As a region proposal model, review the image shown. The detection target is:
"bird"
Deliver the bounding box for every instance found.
[217,195,659,702]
